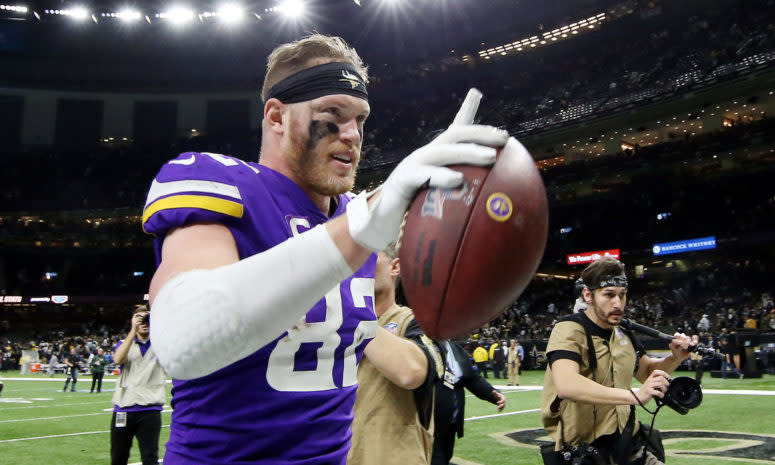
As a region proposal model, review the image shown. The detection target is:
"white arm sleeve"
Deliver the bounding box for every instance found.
[149,224,354,380]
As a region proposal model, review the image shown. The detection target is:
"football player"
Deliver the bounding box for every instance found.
[144,34,508,464]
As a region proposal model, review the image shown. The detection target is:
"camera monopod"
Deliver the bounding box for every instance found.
[620,319,723,359]
[620,318,706,415]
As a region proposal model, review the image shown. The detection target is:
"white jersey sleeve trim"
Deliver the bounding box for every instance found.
[145,179,242,207]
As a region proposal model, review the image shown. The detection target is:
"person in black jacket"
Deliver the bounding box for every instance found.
[432,340,506,465]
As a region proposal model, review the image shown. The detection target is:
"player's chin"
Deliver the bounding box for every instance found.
[608,314,623,325]
[317,173,355,196]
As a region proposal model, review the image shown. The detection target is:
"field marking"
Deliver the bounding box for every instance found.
[466,408,540,421]
[0,412,108,423]
[0,377,118,382]
[464,385,775,398]
[0,409,172,424]
[0,425,170,443]
[701,388,775,396]
[0,400,112,410]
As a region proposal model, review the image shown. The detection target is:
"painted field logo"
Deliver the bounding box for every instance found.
[486,193,513,222]
[499,428,775,463]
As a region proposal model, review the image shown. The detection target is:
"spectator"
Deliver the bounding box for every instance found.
[90,347,108,393]
[697,314,711,332]
[472,342,489,378]
[47,351,58,377]
[490,339,506,379]
[432,340,505,465]
[62,347,80,392]
[720,336,743,379]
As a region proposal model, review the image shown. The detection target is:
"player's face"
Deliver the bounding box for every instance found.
[286,94,370,196]
[586,286,627,328]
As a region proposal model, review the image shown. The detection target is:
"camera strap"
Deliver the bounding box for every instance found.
[566,313,638,465]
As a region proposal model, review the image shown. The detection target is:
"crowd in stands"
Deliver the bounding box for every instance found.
[1,328,125,375]
[2,0,774,214]
[463,256,775,371]
[3,253,775,378]
[3,114,773,296]
[360,0,775,166]
[1,1,775,374]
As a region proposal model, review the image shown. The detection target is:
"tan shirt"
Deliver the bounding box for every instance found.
[541,315,640,450]
[348,304,437,465]
[112,340,166,408]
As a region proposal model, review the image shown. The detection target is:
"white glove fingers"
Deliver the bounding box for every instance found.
[451,88,482,126]
[416,143,497,167]
[425,166,465,189]
[439,125,510,146]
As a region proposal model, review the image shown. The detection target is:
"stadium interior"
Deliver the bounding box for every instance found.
[2,1,775,464]
[2,0,774,385]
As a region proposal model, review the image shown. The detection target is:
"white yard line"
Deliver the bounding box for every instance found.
[0,409,172,423]
[0,425,170,443]
[0,377,118,382]
[465,408,541,421]
[0,412,109,423]
[0,400,110,410]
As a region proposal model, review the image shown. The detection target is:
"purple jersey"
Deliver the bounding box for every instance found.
[142,152,377,465]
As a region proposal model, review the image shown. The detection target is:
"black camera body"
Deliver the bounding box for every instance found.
[561,444,606,465]
[139,313,150,326]
[657,376,703,415]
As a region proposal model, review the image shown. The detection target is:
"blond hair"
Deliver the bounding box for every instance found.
[261,33,369,102]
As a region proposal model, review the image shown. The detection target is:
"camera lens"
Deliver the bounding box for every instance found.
[661,376,703,414]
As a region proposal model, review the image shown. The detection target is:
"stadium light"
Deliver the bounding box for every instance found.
[159,5,195,25]
[117,8,141,22]
[0,4,28,14]
[277,0,305,19]
[217,3,244,23]
[69,6,89,21]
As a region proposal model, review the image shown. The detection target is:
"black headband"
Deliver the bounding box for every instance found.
[588,273,628,290]
[264,62,368,104]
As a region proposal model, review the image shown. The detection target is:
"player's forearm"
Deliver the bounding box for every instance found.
[150,224,356,380]
[364,327,428,390]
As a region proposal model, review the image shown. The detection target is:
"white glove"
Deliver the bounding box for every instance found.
[347,88,509,251]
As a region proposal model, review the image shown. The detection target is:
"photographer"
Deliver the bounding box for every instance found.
[62,347,80,392]
[540,258,693,465]
[111,305,166,465]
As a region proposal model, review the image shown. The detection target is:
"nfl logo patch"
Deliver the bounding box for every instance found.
[384,322,399,334]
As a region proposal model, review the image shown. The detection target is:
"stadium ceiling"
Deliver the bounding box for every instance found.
[0,0,628,89]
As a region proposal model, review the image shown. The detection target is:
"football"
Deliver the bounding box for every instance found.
[398,137,549,340]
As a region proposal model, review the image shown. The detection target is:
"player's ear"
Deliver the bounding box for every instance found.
[264,98,286,135]
[390,257,400,278]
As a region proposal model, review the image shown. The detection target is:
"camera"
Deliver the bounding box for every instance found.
[561,444,606,465]
[657,376,703,415]
[139,313,150,326]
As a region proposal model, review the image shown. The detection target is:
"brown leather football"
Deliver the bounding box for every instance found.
[398,137,549,340]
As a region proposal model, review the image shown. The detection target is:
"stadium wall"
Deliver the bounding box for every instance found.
[0,87,260,149]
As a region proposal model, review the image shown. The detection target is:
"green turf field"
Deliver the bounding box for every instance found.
[1,371,774,464]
